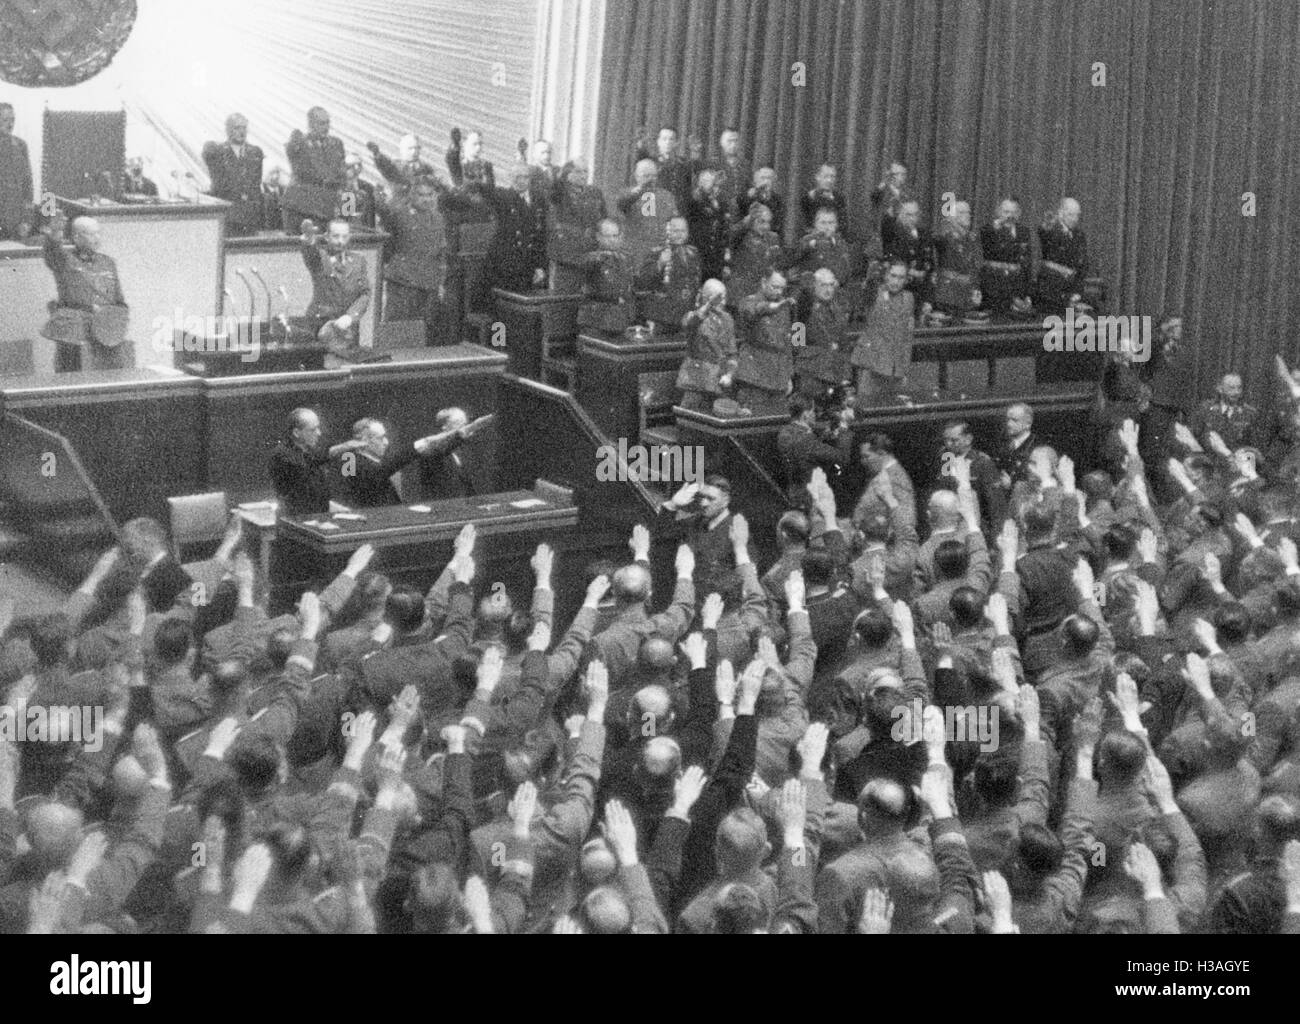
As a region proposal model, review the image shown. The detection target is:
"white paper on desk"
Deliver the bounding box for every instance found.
[510,498,547,509]
[238,501,276,512]
[478,504,502,511]
[318,522,342,531]
[302,520,321,527]
[408,505,432,513]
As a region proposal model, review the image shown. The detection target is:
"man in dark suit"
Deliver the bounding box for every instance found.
[777,394,856,505]
[0,103,32,240]
[468,162,550,309]
[283,107,347,232]
[870,162,913,227]
[881,199,933,300]
[979,197,1032,313]
[268,407,367,516]
[685,168,730,282]
[415,407,493,500]
[993,402,1039,493]
[337,416,480,508]
[1036,197,1089,313]
[203,113,264,236]
[636,127,693,213]
[122,158,158,197]
[300,218,371,352]
[935,420,1006,536]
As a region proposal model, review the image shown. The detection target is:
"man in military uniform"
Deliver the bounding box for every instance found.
[527,140,562,192]
[577,218,638,334]
[676,279,737,411]
[0,103,33,241]
[686,168,730,282]
[40,214,130,373]
[736,167,786,239]
[1189,374,1261,452]
[800,164,847,235]
[931,200,983,315]
[851,260,915,401]
[445,128,495,188]
[617,158,679,266]
[881,199,933,301]
[1036,197,1089,313]
[202,113,264,236]
[979,197,1032,314]
[735,270,797,415]
[467,162,550,309]
[788,207,855,299]
[635,216,701,334]
[367,134,436,197]
[636,127,693,213]
[794,268,851,399]
[550,158,608,293]
[870,162,913,227]
[300,218,371,356]
[284,107,347,233]
[378,175,451,345]
[726,202,783,309]
[707,127,751,217]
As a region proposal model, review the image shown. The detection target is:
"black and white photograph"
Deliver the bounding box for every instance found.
[0,0,1296,997]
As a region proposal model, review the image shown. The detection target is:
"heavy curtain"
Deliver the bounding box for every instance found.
[595,0,1300,399]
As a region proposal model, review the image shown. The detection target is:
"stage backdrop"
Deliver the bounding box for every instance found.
[595,0,1300,401]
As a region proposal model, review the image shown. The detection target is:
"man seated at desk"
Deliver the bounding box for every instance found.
[412,407,494,501]
[338,416,482,508]
[269,407,368,516]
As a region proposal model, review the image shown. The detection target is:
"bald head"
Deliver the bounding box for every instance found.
[71,217,101,254]
[634,158,659,187]
[700,277,726,304]
[225,113,249,145]
[582,886,632,934]
[641,735,682,778]
[612,564,651,605]
[26,803,84,867]
[927,490,961,528]
[1058,197,1081,229]
[715,807,770,877]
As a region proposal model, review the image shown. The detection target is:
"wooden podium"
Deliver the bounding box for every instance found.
[56,196,230,372]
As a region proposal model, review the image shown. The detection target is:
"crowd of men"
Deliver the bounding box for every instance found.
[3,102,1102,387]
[4,339,1300,934]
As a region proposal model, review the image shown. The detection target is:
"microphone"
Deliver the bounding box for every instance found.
[223,286,239,316]
[277,286,292,339]
[234,268,257,322]
[249,267,272,323]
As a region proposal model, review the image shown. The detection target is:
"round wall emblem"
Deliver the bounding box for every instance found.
[0,0,138,88]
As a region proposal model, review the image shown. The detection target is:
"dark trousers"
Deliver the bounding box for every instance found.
[384,281,452,346]
[55,340,133,373]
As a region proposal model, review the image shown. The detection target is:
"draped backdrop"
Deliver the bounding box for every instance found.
[595,0,1300,399]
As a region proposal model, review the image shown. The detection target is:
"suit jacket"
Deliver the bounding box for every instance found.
[269,439,333,516]
[993,432,1038,490]
[1038,223,1089,275]
[445,145,494,188]
[476,184,550,291]
[934,448,1007,534]
[880,218,933,276]
[338,442,419,508]
[417,435,474,500]
[685,193,730,280]
[617,185,678,264]
[0,134,33,237]
[203,141,265,233]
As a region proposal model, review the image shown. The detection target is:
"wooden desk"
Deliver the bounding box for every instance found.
[577,331,686,442]
[492,289,581,382]
[270,485,578,608]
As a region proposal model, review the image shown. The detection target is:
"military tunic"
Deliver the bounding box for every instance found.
[636,244,702,332]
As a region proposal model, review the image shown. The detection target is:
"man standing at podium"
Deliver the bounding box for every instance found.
[0,103,32,241]
[283,107,347,233]
[301,218,370,355]
[203,113,264,236]
[39,213,131,373]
